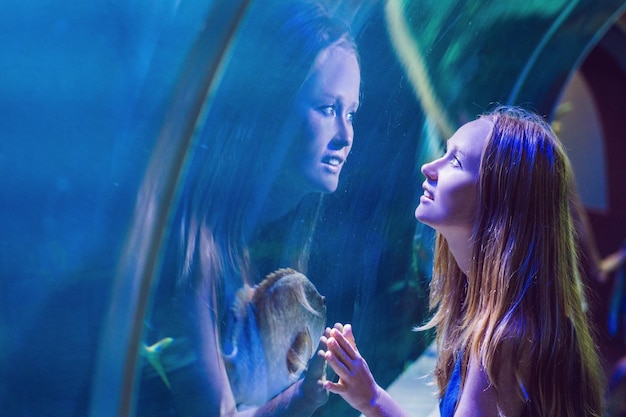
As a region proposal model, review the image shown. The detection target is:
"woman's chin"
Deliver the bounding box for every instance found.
[313,177,339,194]
[414,207,438,230]
[414,204,427,221]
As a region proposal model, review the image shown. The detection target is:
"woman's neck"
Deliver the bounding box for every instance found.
[260,179,310,224]
[442,228,473,276]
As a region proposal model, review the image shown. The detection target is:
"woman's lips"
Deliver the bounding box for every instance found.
[421,185,434,200]
[322,155,344,172]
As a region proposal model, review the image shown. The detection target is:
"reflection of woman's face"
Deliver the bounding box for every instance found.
[415,119,492,237]
[289,44,361,194]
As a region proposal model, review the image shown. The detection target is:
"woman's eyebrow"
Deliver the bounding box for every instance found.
[445,141,459,154]
[446,140,466,157]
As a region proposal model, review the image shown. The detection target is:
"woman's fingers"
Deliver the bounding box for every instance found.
[325,342,351,377]
[343,324,357,348]
[319,333,328,348]
[321,323,361,383]
[322,378,348,394]
[323,327,332,338]
[330,328,358,360]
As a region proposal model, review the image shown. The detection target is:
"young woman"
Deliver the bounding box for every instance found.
[321,106,604,417]
[138,2,360,416]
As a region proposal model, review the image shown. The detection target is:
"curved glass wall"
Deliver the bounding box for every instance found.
[2,1,626,416]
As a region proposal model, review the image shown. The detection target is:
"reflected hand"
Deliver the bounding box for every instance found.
[322,324,380,414]
[300,337,329,408]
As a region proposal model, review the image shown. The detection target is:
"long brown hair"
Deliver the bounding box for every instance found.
[421,106,604,416]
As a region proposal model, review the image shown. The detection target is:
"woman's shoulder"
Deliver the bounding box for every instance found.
[455,347,530,417]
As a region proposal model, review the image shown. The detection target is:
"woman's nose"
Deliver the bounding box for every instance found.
[421,159,437,179]
[333,116,353,148]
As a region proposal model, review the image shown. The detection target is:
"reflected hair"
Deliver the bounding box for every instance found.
[421,106,603,416]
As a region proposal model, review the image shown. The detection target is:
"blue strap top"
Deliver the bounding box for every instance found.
[439,353,463,417]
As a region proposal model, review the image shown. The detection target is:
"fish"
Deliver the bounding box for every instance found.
[140,336,196,386]
[141,337,175,388]
[140,268,326,408]
[223,268,327,407]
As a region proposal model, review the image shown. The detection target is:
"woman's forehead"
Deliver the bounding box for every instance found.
[449,119,493,155]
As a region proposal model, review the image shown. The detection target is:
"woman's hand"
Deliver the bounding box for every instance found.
[321,324,381,415]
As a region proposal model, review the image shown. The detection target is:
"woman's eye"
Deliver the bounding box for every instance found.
[442,149,461,168]
[319,105,336,116]
[346,111,356,122]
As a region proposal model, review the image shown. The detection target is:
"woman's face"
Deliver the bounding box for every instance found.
[288,43,361,194]
[414,118,492,236]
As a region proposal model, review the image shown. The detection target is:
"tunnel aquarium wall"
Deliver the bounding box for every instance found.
[2,1,626,416]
